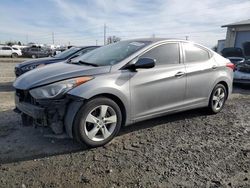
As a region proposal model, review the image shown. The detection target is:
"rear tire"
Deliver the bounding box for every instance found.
[11,53,18,58]
[208,84,227,114]
[31,54,36,58]
[73,97,122,148]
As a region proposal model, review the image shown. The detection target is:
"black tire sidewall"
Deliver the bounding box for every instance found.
[73,97,122,147]
[11,53,18,58]
[209,84,227,113]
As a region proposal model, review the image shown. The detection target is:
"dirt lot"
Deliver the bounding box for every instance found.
[0,58,250,187]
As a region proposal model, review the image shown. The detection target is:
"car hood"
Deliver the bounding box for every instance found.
[16,57,62,68]
[13,62,111,90]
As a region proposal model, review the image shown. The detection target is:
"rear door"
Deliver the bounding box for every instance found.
[182,42,218,105]
[130,42,186,120]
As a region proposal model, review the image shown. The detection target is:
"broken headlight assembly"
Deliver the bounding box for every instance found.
[29,77,93,99]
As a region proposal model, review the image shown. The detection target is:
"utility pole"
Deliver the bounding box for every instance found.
[185,36,189,40]
[96,40,98,45]
[104,24,106,45]
[26,34,29,44]
[52,32,55,44]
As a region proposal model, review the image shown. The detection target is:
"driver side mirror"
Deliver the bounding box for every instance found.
[129,57,155,69]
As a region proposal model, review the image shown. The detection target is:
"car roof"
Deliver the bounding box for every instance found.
[122,38,212,52]
[71,46,101,48]
[123,38,187,43]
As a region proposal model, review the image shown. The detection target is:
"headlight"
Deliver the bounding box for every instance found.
[22,64,46,71]
[29,77,93,99]
[21,64,39,71]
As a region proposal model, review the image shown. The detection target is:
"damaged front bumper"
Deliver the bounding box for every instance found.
[14,89,84,138]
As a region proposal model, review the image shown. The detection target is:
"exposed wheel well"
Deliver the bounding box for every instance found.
[89,94,127,127]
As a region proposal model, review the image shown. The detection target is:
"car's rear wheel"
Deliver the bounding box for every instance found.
[31,54,36,58]
[11,53,18,58]
[73,97,122,147]
[208,84,227,114]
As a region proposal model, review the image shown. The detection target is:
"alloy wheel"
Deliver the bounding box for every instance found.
[212,87,226,111]
[83,105,117,142]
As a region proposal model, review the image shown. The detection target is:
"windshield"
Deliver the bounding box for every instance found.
[54,47,81,58]
[72,40,151,66]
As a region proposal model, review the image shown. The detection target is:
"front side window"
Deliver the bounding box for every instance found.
[183,43,210,63]
[54,47,81,58]
[140,43,180,65]
[74,47,96,56]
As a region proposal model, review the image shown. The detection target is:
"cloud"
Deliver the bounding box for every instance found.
[0,0,249,47]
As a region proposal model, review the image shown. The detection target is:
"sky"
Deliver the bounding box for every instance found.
[0,0,250,47]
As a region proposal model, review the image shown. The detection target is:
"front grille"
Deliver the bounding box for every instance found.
[16,89,35,104]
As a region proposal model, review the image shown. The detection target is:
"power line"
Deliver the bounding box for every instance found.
[52,32,54,44]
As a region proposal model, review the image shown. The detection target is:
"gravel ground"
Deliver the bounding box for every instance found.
[0,59,250,187]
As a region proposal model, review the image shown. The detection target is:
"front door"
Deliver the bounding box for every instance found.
[130,43,186,120]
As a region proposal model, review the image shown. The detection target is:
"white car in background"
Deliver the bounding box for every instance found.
[11,47,22,57]
[0,46,22,58]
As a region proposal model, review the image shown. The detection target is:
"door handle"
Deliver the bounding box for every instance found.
[212,65,217,70]
[175,71,185,77]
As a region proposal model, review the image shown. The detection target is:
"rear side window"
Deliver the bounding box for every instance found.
[183,43,210,63]
[141,43,180,65]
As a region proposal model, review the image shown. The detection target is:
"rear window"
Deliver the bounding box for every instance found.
[183,43,210,63]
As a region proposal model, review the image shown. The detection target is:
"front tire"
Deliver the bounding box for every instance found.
[73,97,122,147]
[208,84,227,114]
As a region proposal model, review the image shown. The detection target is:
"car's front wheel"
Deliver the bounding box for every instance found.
[73,97,122,147]
[208,84,227,114]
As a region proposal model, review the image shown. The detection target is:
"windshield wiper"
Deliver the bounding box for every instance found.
[71,60,99,67]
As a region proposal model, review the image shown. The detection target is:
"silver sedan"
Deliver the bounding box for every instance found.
[14,38,234,147]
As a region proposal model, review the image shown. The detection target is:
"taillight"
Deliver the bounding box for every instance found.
[226,62,235,71]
